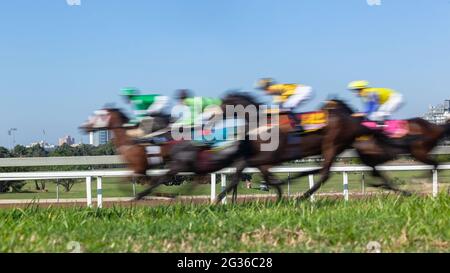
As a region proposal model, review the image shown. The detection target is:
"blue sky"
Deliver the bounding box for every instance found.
[1,0,450,147]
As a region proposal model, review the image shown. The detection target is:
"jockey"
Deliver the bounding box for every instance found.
[173,89,223,144]
[255,78,313,132]
[175,89,222,127]
[121,87,170,137]
[348,81,404,126]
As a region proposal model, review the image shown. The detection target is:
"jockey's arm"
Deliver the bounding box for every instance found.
[364,93,380,116]
[281,85,313,110]
[147,96,170,116]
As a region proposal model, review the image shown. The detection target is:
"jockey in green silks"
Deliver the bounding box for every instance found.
[121,87,170,138]
[174,89,222,126]
[172,89,223,144]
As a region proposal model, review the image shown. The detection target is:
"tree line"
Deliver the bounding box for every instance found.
[0,142,117,193]
[0,142,116,158]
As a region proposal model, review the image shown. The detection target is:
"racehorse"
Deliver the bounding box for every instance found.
[308,99,450,198]
[214,94,405,203]
[131,93,288,202]
[80,109,151,176]
[80,107,279,202]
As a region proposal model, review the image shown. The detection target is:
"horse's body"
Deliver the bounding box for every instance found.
[317,100,450,195]
[81,106,265,202]
[215,95,389,202]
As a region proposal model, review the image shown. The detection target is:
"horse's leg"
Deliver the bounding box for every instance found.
[134,175,169,200]
[296,143,343,202]
[135,165,182,200]
[216,161,246,205]
[410,152,440,184]
[259,166,283,201]
[279,168,322,184]
[296,161,333,202]
[370,168,412,196]
[217,173,241,205]
[410,148,439,170]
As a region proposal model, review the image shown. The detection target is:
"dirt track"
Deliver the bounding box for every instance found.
[0,192,411,209]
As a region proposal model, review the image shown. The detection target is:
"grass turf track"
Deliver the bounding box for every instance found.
[1,170,450,200]
[0,195,449,252]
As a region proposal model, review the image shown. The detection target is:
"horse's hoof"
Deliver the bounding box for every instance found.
[401,191,413,197]
[214,198,223,205]
[133,195,146,201]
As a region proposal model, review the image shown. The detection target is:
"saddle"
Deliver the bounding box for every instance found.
[127,115,172,144]
[134,128,171,145]
[268,111,328,134]
[361,120,409,138]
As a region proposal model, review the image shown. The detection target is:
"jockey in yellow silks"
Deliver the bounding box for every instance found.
[348,81,404,125]
[255,78,313,132]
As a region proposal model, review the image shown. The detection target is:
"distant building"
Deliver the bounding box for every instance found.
[423,100,450,125]
[26,141,56,151]
[58,135,75,146]
[89,130,112,146]
[70,143,83,148]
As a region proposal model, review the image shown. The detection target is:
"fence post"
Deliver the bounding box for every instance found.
[210,173,216,204]
[97,176,103,208]
[308,175,315,202]
[432,170,438,198]
[361,172,365,195]
[86,176,92,208]
[221,174,227,205]
[287,173,291,198]
[132,177,137,197]
[56,181,60,203]
[343,172,349,201]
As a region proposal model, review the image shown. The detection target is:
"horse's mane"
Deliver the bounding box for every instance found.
[323,97,355,115]
[222,91,263,107]
[105,108,130,124]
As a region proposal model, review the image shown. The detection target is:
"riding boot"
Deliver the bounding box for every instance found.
[288,112,305,133]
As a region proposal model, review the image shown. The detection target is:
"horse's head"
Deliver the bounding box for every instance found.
[221,91,263,109]
[80,108,130,133]
[321,99,355,116]
[220,91,266,122]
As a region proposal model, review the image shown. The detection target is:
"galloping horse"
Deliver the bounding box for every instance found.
[132,93,288,202]
[80,109,151,176]
[80,107,279,202]
[313,99,450,196]
[215,95,396,203]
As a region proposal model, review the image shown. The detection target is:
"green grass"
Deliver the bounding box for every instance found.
[0,195,449,252]
[1,170,450,200]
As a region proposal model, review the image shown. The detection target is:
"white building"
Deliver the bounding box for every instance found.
[89,130,112,146]
[423,100,450,125]
[26,141,56,151]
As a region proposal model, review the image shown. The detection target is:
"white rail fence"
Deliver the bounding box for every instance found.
[1,146,450,167]
[1,147,449,207]
[1,164,449,208]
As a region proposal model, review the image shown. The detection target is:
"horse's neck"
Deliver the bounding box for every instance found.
[111,128,133,148]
